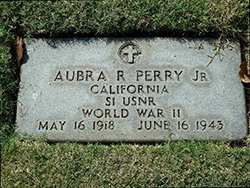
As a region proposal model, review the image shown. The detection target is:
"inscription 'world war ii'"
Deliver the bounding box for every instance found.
[16,38,247,142]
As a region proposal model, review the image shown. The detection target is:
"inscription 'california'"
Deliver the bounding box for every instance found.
[16,38,247,142]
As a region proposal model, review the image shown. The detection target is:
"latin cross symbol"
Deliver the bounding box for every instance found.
[123,45,138,63]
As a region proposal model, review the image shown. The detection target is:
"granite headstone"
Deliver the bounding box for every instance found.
[16,38,247,142]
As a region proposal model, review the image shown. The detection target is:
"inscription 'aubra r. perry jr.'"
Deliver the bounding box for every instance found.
[53,69,209,95]
[16,38,247,142]
[53,69,185,82]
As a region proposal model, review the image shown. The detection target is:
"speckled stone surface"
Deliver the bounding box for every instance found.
[16,38,247,142]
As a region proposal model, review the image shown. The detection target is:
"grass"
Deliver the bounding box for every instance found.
[0,0,250,187]
[1,0,249,38]
[1,136,250,187]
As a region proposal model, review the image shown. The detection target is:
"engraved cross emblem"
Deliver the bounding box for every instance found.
[118,42,142,64]
[123,45,139,63]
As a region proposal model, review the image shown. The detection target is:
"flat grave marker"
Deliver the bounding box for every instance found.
[16,38,247,142]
